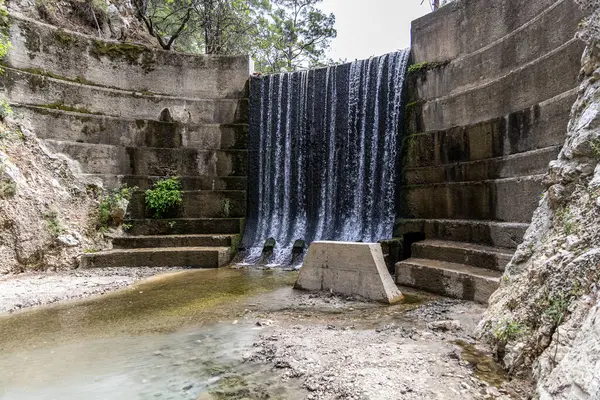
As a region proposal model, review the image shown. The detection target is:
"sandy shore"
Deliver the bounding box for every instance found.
[0,267,183,314]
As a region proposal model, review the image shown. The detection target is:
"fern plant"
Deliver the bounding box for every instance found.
[145,177,182,218]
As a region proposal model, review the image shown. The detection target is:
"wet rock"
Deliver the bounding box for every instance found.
[427,320,462,332]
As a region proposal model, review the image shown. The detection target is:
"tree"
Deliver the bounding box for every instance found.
[134,0,269,53]
[252,0,337,73]
[194,0,269,55]
[133,0,337,73]
[133,0,197,50]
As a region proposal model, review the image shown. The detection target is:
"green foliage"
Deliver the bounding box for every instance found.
[97,185,135,230]
[0,0,11,73]
[555,206,575,235]
[407,60,450,75]
[590,137,600,158]
[252,0,337,73]
[38,101,102,115]
[544,293,571,327]
[0,99,12,119]
[134,0,336,72]
[44,210,64,237]
[0,178,16,198]
[543,292,572,365]
[145,177,183,218]
[492,320,524,345]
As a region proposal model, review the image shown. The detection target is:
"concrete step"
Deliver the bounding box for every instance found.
[404,90,574,169]
[400,175,544,223]
[82,174,247,191]
[13,105,248,150]
[113,234,238,249]
[3,67,248,124]
[395,218,528,249]
[395,258,502,303]
[43,140,247,177]
[80,247,232,268]
[125,218,244,236]
[404,146,560,184]
[413,41,581,132]
[410,0,582,101]
[128,190,246,219]
[411,239,513,271]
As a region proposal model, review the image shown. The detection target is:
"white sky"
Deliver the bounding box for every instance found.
[319,0,432,61]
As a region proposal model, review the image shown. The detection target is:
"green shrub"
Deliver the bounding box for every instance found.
[0,179,15,198]
[0,100,12,119]
[0,0,10,73]
[492,319,524,345]
[44,210,64,237]
[145,177,183,218]
[97,185,135,229]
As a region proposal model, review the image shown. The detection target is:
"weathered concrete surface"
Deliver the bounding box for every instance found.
[6,14,250,99]
[295,242,403,304]
[2,67,248,125]
[42,140,247,177]
[396,0,582,302]
[80,247,232,269]
[13,105,248,150]
[396,258,501,304]
[395,219,529,250]
[411,239,513,271]
[127,190,247,219]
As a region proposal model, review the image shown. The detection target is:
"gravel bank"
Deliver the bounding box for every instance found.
[247,293,533,400]
[0,267,183,314]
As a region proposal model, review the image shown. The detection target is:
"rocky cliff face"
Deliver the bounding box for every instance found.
[0,118,107,274]
[8,0,153,45]
[480,1,600,398]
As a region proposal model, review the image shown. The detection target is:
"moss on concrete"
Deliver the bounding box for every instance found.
[38,101,103,115]
[90,41,156,72]
[21,22,41,57]
[54,28,74,46]
[407,60,450,75]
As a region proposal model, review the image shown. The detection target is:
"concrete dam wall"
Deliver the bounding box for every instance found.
[398,0,583,243]
[2,14,249,190]
[395,0,584,301]
[1,12,250,268]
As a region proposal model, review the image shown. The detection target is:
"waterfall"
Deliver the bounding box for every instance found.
[243,50,410,266]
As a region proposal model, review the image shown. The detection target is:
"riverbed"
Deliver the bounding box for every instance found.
[0,268,528,399]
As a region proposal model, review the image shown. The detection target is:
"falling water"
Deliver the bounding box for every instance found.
[243,50,410,265]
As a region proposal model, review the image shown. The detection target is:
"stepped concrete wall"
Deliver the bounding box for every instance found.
[397,0,584,249]
[1,13,250,191]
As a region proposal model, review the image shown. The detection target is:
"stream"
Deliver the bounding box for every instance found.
[0,269,306,400]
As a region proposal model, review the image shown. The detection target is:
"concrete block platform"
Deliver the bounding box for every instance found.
[295,241,403,304]
[80,246,232,269]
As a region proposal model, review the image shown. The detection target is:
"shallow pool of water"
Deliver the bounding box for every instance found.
[0,269,306,400]
[0,268,435,399]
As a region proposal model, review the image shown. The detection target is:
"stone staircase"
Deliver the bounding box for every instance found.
[2,14,250,270]
[396,238,514,304]
[394,219,529,303]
